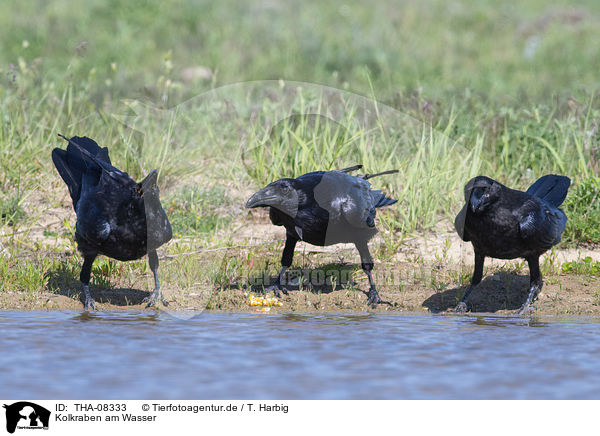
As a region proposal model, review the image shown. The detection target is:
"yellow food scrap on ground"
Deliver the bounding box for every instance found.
[246,293,283,307]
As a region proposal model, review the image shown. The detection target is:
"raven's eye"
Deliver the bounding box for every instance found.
[282,185,290,193]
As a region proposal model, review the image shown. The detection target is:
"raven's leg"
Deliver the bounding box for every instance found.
[266,237,297,298]
[454,251,485,313]
[355,240,380,308]
[80,254,97,311]
[143,250,168,308]
[518,256,541,315]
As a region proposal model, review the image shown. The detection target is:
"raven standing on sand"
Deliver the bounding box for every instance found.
[246,165,397,308]
[454,174,570,314]
[52,135,172,310]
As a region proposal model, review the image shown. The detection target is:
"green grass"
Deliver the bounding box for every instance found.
[0,192,26,226]
[0,252,59,294]
[0,0,599,304]
[166,185,233,237]
[563,177,600,245]
[562,257,600,276]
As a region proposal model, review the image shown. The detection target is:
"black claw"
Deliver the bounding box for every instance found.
[367,288,381,308]
[84,298,96,311]
[144,299,159,308]
[266,285,287,298]
[517,304,534,316]
[454,301,468,313]
[143,290,167,308]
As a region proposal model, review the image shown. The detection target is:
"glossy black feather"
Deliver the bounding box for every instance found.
[247,167,397,307]
[274,170,395,245]
[453,174,570,313]
[268,172,331,245]
[525,174,570,207]
[52,137,172,265]
[456,176,568,258]
[51,136,112,210]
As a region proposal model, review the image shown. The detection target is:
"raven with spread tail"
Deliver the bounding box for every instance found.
[246,165,397,308]
[52,135,172,310]
[454,174,570,314]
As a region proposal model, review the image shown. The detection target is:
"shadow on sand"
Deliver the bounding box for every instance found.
[423,272,533,313]
[46,267,152,307]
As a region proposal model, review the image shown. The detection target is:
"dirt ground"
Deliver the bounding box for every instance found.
[2,198,599,315]
[2,267,598,315]
[2,232,599,315]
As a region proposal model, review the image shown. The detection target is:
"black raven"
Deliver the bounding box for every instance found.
[52,135,172,310]
[454,174,570,314]
[246,165,397,308]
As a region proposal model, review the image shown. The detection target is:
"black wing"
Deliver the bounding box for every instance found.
[518,198,567,250]
[52,136,113,208]
[52,147,81,208]
[454,204,470,241]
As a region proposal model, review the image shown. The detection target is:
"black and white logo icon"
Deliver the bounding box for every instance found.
[3,402,50,434]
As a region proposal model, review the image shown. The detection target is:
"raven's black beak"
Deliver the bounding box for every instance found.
[470,195,482,213]
[246,187,278,208]
[139,169,158,193]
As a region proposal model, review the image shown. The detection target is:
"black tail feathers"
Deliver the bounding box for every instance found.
[362,169,399,180]
[336,164,363,173]
[372,190,398,208]
[526,174,571,207]
[335,164,399,181]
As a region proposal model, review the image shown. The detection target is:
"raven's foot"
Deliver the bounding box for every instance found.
[454,302,469,313]
[83,297,96,311]
[367,287,381,308]
[143,289,169,308]
[265,284,288,298]
[82,284,96,311]
[517,303,534,316]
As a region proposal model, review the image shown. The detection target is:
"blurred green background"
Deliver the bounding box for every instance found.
[2,0,599,101]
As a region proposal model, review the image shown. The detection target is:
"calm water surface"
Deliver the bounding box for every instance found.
[1,311,599,399]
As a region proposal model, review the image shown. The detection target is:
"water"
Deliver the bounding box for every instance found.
[1,310,600,399]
